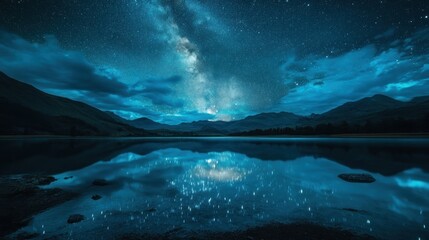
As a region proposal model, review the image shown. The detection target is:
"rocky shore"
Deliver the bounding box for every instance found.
[118,222,377,240]
[0,175,77,237]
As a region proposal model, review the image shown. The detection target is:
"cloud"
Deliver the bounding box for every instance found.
[0,30,191,122]
[0,31,135,96]
[132,75,184,108]
[276,29,429,115]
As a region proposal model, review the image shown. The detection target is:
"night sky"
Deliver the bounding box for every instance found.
[1,0,428,124]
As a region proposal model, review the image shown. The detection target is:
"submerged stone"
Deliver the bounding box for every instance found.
[338,174,375,183]
[146,207,157,213]
[92,179,109,186]
[341,208,368,214]
[35,176,56,185]
[15,231,40,240]
[22,175,56,186]
[67,214,84,224]
[91,194,102,200]
[0,175,76,237]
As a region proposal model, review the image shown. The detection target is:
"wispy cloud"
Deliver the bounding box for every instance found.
[275,28,429,115]
[0,31,133,96]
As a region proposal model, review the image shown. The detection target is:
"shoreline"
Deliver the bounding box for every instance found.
[117,222,377,240]
[0,133,429,140]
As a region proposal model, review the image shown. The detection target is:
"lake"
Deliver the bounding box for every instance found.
[1,137,428,239]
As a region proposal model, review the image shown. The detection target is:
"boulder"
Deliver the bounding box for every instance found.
[91,194,102,200]
[146,207,157,213]
[338,174,375,183]
[22,175,56,186]
[67,214,84,224]
[92,179,108,186]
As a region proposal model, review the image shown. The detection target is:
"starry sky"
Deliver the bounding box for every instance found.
[1,0,428,124]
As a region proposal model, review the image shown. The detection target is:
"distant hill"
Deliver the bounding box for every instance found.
[233,95,429,135]
[1,71,427,136]
[311,94,429,126]
[104,111,128,124]
[0,72,151,136]
[316,94,403,123]
[126,94,429,135]
[126,112,303,134]
[224,112,303,132]
[128,117,171,130]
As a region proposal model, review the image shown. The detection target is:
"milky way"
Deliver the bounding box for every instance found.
[0,0,428,123]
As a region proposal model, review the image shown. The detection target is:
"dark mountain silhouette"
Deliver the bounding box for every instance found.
[315,94,404,124]
[234,94,429,136]
[126,112,303,134]
[128,117,172,130]
[0,72,150,136]
[104,111,128,124]
[128,95,429,134]
[315,94,429,126]
[409,95,429,104]
[1,71,428,136]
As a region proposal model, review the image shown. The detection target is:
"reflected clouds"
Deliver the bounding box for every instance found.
[22,146,428,240]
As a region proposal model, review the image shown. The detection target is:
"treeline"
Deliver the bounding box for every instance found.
[231,116,429,136]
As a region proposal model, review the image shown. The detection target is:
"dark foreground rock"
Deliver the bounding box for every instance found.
[92,179,109,186]
[22,175,57,185]
[341,208,369,214]
[338,173,376,183]
[67,214,85,224]
[117,222,377,240]
[146,208,157,213]
[91,194,102,200]
[15,231,40,240]
[0,175,76,237]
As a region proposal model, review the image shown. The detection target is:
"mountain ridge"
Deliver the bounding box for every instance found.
[131,94,429,133]
[0,72,151,136]
[1,71,428,135]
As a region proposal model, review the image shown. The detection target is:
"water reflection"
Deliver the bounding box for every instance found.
[1,137,428,239]
[1,137,429,176]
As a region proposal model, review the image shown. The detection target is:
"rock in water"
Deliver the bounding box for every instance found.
[146,207,157,213]
[338,174,375,183]
[22,175,56,186]
[67,214,84,224]
[91,194,102,200]
[35,176,56,185]
[92,179,108,186]
[15,231,40,240]
[0,175,76,237]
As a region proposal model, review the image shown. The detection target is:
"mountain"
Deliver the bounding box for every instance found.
[104,111,128,124]
[224,112,303,132]
[409,95,429,104]
[367,96,429,121]
[233,94,429,135]
[127,94,428,135]
[128,117,171,130]
[310,94,429,126]
[127,112,303,134]
[0,72,150,136]
[314,94,404,124]
[2,70,426,136]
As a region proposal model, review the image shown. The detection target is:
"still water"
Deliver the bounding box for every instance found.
[1,137,429,239]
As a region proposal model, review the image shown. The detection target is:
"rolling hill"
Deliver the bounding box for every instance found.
[127,94,429,134]
[0,72,150,136]
[1,71,428,136]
